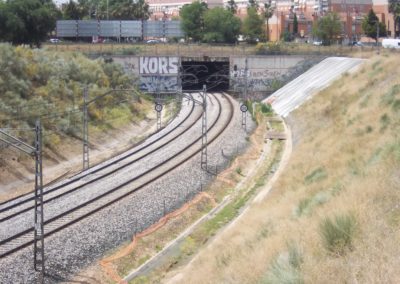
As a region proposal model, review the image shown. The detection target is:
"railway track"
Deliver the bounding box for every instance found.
[0,94,199,221]
[0,92,234,259]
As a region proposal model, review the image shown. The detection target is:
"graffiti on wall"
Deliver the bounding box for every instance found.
[231,68,286,91]
[140,57,179,74]
[139,57,179,92]
[140,76,178,92]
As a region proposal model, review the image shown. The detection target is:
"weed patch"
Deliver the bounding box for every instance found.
[180,236,196,256]
[295,191,330,217]
[381,84,400,106]
[121,46,142,55]
[257,221,273,241]
[365,125,373,133]
[387,208,400,227]
[295,198,312,217]
[367,147,383,166]
[359,92,372,108]
[129,275,149,284]
[347,159,364,176]
[319,212,358,255]
[383,141,400,162]
[392,99,400,112]
[261,243,303,284]
[380,114,390,132]
[304,167,327,184]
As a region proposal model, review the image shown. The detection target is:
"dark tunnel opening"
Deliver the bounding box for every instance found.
[181,60,230,92]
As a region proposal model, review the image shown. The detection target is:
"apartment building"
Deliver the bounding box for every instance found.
[146,0,395,41]
[147,0,223,20]
[267,0,383,41]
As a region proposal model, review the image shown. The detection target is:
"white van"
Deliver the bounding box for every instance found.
[382,38,400,49]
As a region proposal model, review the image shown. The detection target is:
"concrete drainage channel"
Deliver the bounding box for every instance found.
[123,124,275,282]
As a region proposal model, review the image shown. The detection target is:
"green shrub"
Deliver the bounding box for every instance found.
[270,79,284,91]
[319,212,358,255]
[281,30,293,42]
[255,42,283,55]
[266,41,282,53]
[121,46,142,55]
[260,103,273,115]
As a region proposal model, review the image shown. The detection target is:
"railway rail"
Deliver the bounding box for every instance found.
[0,94,196,210]
[0,92,234,259]
[0,95,200,222]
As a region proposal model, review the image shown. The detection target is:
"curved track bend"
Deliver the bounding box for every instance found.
[0,92,234,259]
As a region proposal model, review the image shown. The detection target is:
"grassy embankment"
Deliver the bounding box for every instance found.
[0,44,155,198]
[162,53,400,283]
[0,43,151,144]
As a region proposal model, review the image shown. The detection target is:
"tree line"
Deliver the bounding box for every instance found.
[61,0,150,20]
[0,0,151,47]
[180,0,273,44]
[0,0,399,47]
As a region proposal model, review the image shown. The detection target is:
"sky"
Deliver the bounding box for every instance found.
[54,0,70,7]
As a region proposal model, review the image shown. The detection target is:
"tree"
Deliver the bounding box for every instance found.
[203,7,241,43]
[132,0,151,20]
[0,0,58,47]
[76,0,149,20]
[226,0,237,14]
[110,0,134,19]
[389,0,400,37]
[312,12,342,45]
[248,0,257,9]
[293,13,298,35]
[180,1,208,42]
[62,0,85,19]
[242,7,265,43]
[263,1,274,41]
[75,0,93,19]
[362,9,387,42]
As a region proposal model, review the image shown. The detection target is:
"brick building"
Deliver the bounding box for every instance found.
[146,0,396,41]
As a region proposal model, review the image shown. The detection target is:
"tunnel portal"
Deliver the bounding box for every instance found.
[181,58,230,92]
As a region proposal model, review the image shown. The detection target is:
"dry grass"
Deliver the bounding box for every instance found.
[43,43,255,57]
[162,53,400,283]
[42,42,396,57]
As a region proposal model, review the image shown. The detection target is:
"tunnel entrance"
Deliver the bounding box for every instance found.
[181,57,229,92]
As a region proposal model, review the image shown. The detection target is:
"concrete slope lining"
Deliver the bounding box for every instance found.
[265,57,364,117]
